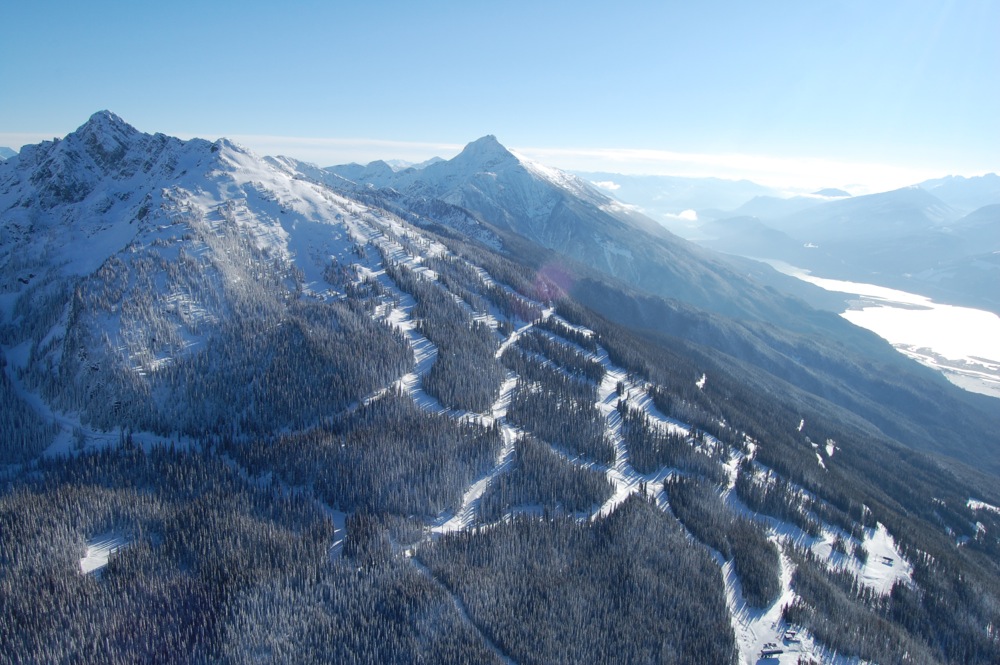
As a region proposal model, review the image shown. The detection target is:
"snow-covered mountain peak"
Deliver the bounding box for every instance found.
[361,159,397,178]
[80,109,138,140]
[423,135,601,204]
[66,110,146,167]
[450,134,518,171]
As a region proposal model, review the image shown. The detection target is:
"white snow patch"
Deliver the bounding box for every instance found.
[854,523,911,595]
[696,373,707,390]
[968,499,1000,515]
[80,533,129,575]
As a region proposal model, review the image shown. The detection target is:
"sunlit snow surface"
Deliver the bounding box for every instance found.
[80,533,129,575]
[968,498,1000,515]
[767,261,1000,399]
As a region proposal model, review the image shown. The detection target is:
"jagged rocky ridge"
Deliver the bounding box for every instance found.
[1,113,999,664]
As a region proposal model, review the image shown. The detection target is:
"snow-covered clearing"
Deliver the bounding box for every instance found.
[724,548,818,665]
[856,523,911,595]
[80,533,129,575]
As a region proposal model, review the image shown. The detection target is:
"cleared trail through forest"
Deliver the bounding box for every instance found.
[408,556,518,665]
[347,218,864,664]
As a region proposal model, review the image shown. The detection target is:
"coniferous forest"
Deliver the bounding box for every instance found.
[2,113,1000,665]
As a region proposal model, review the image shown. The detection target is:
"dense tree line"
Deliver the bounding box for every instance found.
[514,328,604,383]
[964,504,1000,559]
[0,350,56,463]
[884,542,1000,664]
[666,476,780,607]
[734,460,822,537]
[0,443,328,662]
[534,315,599,353]
[424,252,543,324]
[419,496,737,665]
[226,390,503,517]
[436,233,559,304]
[216,557,505,665]
[479,434,613,521]
[733,458,873,541]
[424,254,491,315]
[619,403,724,481]
[505,361,614,465]
[482,282,545,323]
[500,345,596,404]
[385,259,505,412]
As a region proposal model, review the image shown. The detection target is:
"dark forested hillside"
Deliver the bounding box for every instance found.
[419,496,737,665]
[2,114,999,664]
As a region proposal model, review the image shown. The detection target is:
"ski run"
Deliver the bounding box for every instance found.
[329,205,912,664]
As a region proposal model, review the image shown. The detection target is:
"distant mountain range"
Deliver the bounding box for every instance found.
[694,181,1000,314]
[918,173,1000,214]
[572,171,776,223]
[0,146,17,160]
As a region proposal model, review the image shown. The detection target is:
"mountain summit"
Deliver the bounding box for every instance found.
[329,134,803,322]
[449,134,516,167]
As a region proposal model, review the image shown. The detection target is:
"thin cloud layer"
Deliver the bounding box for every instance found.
[515,145,951,194]
[0,127,966,194]
[221,135,955,193]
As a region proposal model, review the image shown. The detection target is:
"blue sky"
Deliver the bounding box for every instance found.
[2,0,997,191]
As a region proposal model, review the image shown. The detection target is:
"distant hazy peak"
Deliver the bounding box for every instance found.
[0,146,16,160]
[916,172,1000,213]
[362,159,396,176]
[811,188,851,198]
[385,156,445,171]
[920,172,1000,187]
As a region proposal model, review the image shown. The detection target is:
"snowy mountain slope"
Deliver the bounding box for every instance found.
[313,222,932,664]
[694,186,961,275]
[321,134,1000,476]
[696,182,1000,315]
[724,193,830,220]
[1,112,414,438]
[2,113,1000,664]
[325,135,863,327]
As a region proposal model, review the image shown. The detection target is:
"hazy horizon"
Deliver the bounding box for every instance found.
[3,1,997,194]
